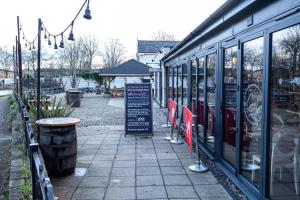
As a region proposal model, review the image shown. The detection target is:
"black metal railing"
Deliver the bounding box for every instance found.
[15,92,55,200]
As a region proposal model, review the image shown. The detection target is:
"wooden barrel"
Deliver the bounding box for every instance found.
[39,125,77,177]
[68,91,82,107]
[66,88,79,105]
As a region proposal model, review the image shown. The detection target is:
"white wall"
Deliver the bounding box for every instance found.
[137,47,173,106]
[61,76,98,90]
[110,77,142,88]
[137,53,159,68]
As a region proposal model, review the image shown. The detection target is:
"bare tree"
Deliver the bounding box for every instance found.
[23,49,37,75]
[100,39,126,68]
[151,30,176,41]
[279,25,300,76]
[63,42,80,88]
[0,47,13,78]
[81,35,99,69]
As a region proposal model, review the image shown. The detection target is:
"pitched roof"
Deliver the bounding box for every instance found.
[137,40,180,53]
[99,59,152,77]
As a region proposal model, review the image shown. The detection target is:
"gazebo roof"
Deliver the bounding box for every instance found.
[99,59,152,77]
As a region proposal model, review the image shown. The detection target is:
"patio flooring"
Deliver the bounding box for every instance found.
[51,93,232,200]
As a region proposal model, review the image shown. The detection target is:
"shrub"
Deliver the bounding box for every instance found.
[29,96,74,136]
[7,95,18,129]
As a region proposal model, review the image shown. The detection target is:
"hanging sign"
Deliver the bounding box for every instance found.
[184,106,193,154]
[125,83,153,135]
[169,99,177,128]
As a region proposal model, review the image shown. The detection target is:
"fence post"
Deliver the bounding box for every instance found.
[45,178,54,200]
[30,143,39,200]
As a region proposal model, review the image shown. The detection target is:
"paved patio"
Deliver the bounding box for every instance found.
[52,94,232,200]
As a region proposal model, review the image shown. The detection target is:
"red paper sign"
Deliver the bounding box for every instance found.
[184,106,193,154]
[169,99,176,128]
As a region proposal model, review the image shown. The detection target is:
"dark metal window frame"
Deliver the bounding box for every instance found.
[263,15,300,199]
[163,8,300,200]
[194,47,218,157]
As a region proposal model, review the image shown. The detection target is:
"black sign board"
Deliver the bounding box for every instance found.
[125,83,153,135]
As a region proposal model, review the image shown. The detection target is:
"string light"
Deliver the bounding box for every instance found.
[18,0,91,50]
[54,36,58,49]
[68,21,75,41]
[48,34,52,45]
[83,0,92,20]
[59,34,64,48]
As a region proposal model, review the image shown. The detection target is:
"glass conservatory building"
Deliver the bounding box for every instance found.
[161,0,300,199]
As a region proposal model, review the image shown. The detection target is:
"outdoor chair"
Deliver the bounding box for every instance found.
[270,131,299,195]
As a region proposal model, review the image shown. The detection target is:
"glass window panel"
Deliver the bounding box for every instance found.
[168,67,173,100]
[197,58,205,140]
[207,53,216,149]
[154,72,158,99]
[177,66,183,117]
[192,60,197,115]
[223,46,238,167]
[175,67,178,107]
[240,37,263,187]
[183,64,188,107]
[269,24,300,200]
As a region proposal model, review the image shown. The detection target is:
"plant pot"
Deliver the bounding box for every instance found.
[37,117,80,177]
[68,91,82,107]
[66,88,80,104]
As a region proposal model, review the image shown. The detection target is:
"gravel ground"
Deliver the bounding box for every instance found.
[56,93,125,127]
[0,95,12,199]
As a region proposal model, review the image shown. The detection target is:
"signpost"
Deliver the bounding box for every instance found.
[125,83,153,136]
[184,106,193,154]
[164,99,177,140]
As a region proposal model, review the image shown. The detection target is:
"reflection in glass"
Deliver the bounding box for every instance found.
[183,64,188,107]
[223,46,238,167]
[240,37,263,187]
[168,67,173,100]
[270,24,300,200]
[198,58,205,140]
[207,54,216,149]
[177,66,182,117]
[154,72,158,99]
[192,60,197,115]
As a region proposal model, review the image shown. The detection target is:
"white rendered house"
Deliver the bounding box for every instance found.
[136,40,179,106]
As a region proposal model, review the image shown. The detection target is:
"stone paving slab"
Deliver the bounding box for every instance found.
[51,94,233,200]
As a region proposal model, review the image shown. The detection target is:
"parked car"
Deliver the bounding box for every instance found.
[3,79,14,85]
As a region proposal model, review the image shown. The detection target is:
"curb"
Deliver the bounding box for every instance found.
[9,114,27,200]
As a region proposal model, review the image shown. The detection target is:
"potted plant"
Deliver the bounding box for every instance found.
[29,97,78,177]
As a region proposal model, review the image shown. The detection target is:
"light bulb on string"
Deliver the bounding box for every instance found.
[68,22,75,41]
[59,33,64,48]
[54,36,58,49]
[83,0,92,20]
[48,34,52,45]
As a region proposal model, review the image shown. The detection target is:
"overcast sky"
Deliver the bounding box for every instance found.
[0,0,226,58]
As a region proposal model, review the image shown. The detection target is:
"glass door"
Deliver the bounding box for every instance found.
[222,45,238,167]
[206,54,217,149]
[196,53,216,150]
[269,24,300,200]
[240,37,264,188]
